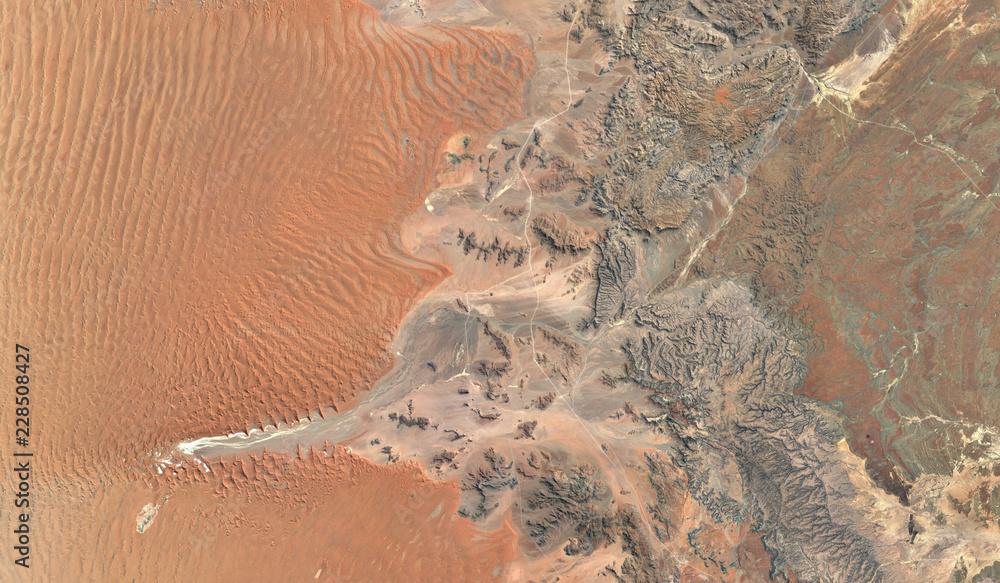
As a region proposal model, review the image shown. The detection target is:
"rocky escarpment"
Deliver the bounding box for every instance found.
[623,281,883,581]
[582,0,882,233]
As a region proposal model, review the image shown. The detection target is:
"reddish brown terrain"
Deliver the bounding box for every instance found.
[60,449,515,581]
[4,0,1000,581]
[693,0,1000,503]
[0,0,530,457]
[0,0,528,579]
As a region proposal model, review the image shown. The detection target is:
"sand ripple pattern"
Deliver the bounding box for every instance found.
[0,0,529,579]
[0,0,529,468]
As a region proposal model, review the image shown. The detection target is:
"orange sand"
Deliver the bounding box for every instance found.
[0,0,530,465]
[0,0,530,578]
[24,448,515,581]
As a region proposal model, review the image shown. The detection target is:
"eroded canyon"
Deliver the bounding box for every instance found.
[2,0,999,581]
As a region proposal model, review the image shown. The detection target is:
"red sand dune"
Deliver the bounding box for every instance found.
[0,0,531,578]
[0,0,530,467]
[42,449,515,582]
